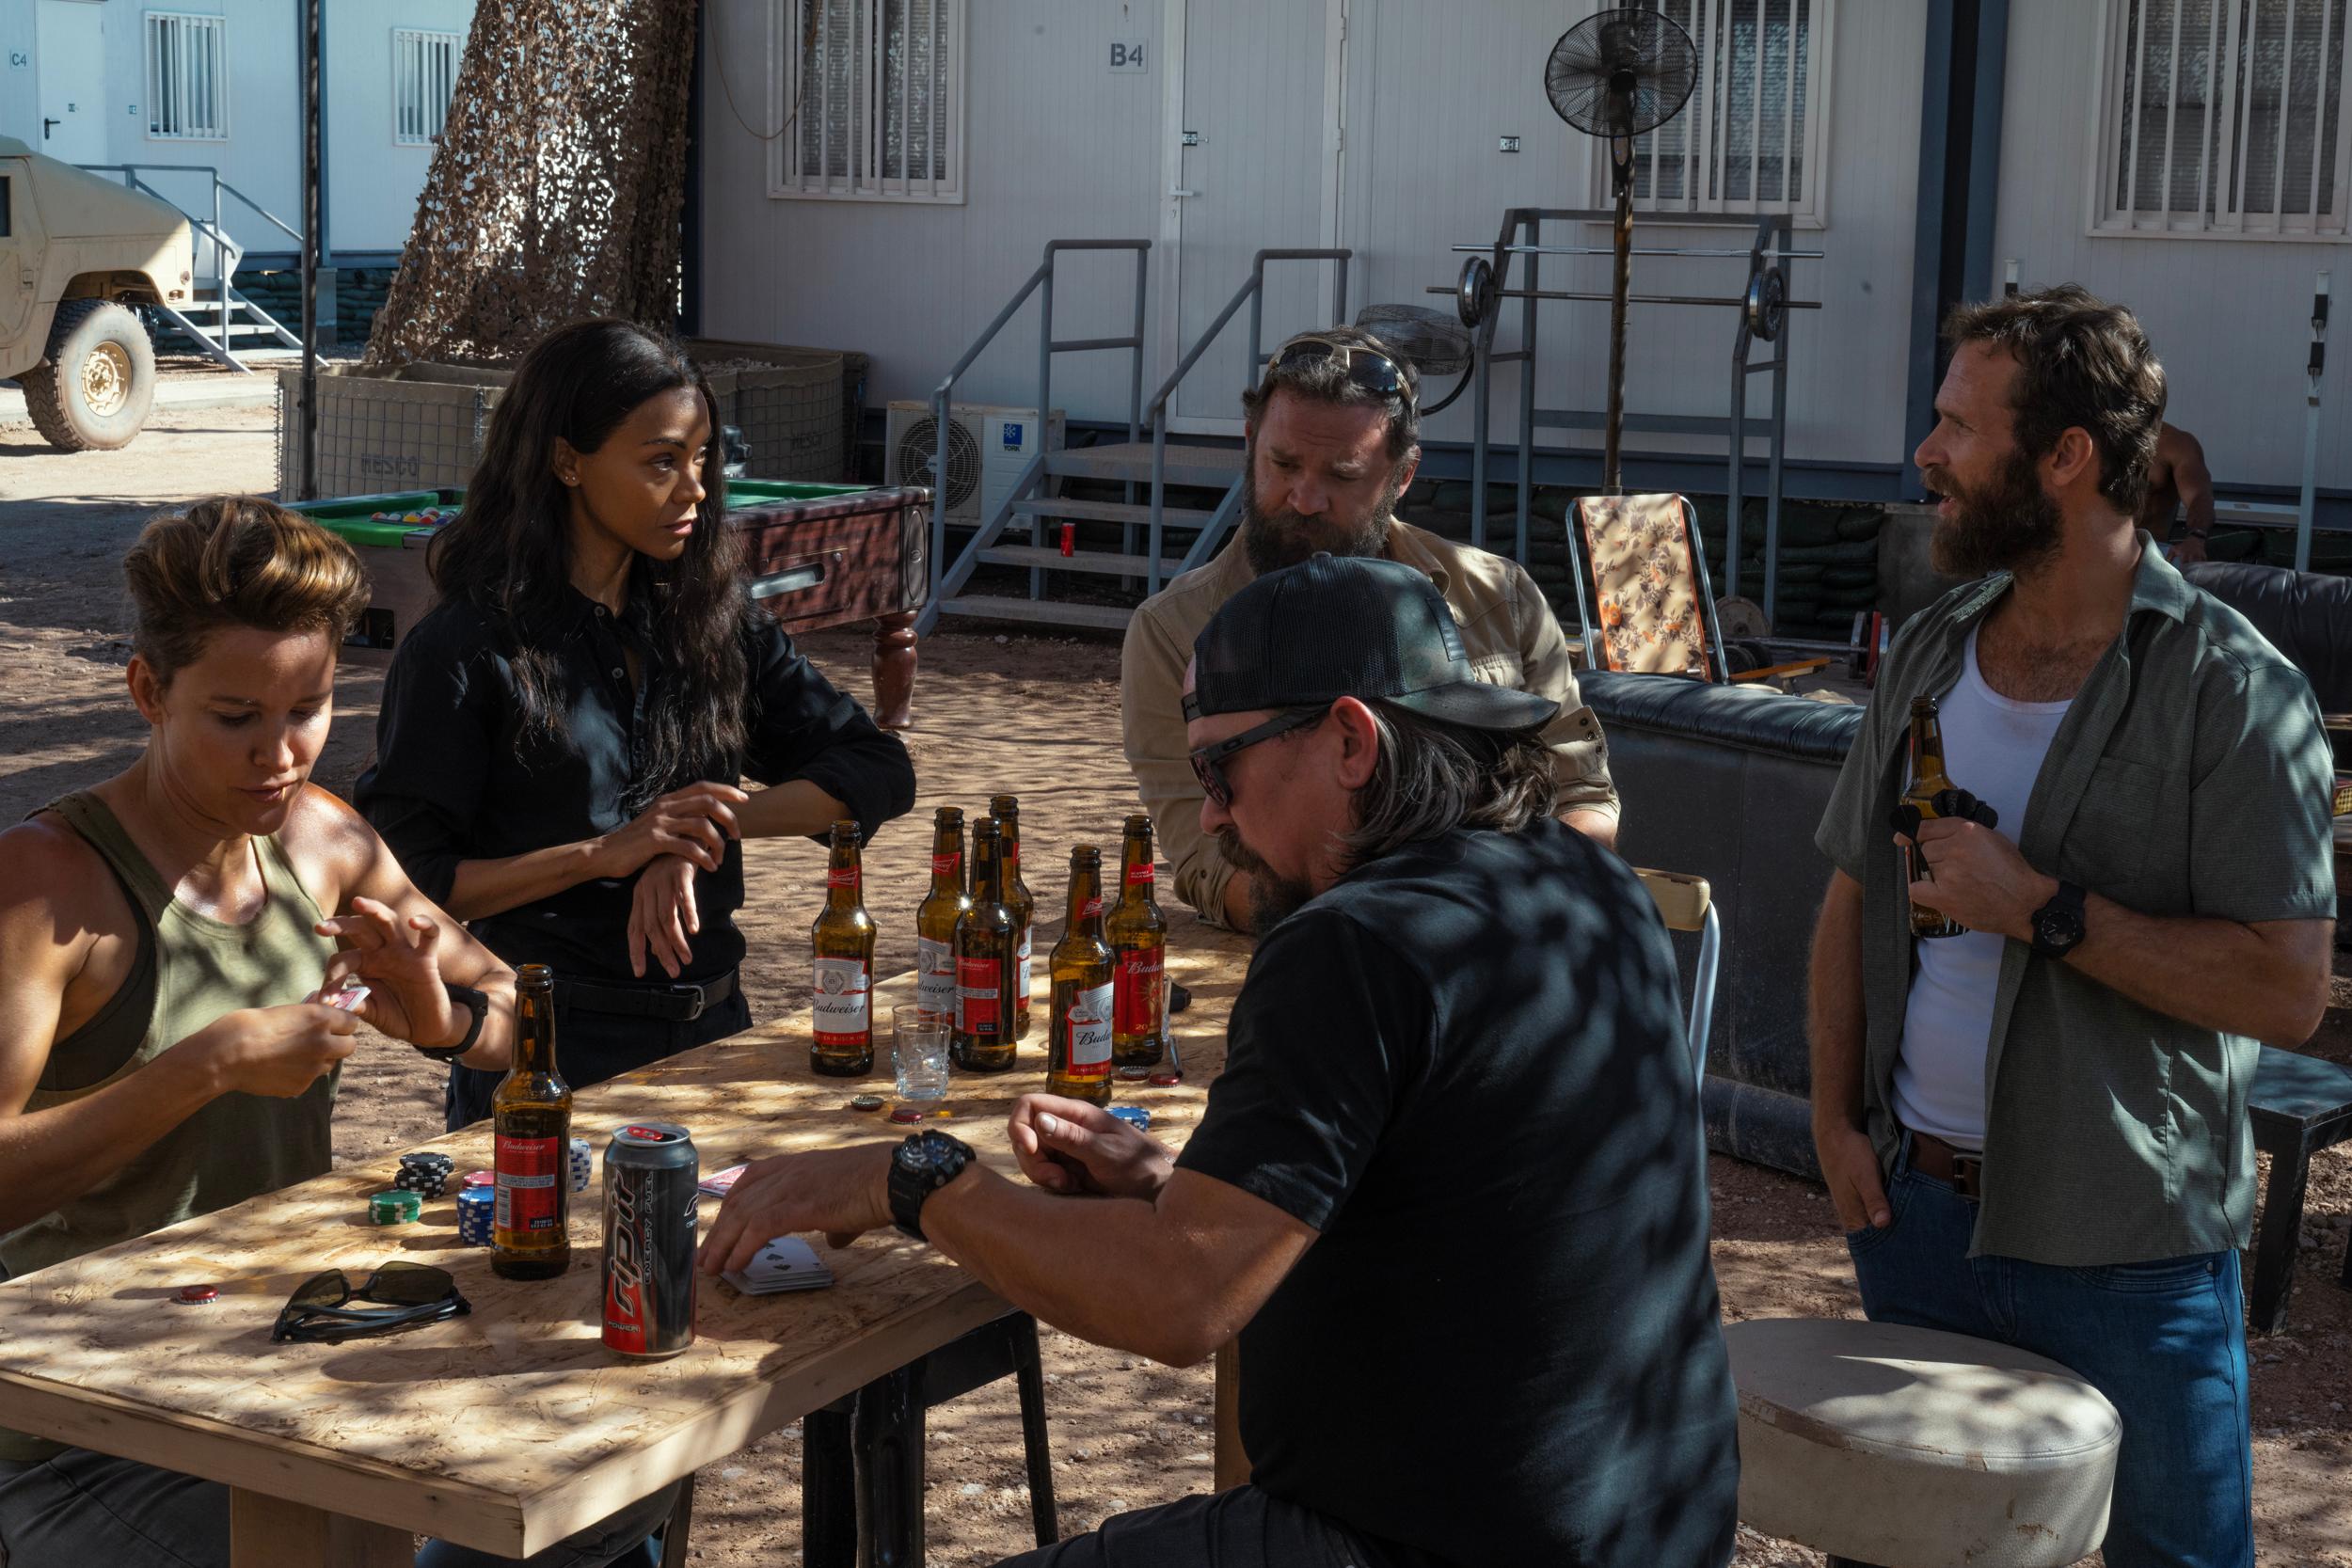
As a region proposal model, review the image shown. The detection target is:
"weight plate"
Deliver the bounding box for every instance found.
[1745,265,1789,342]
[1456,256,1497,330]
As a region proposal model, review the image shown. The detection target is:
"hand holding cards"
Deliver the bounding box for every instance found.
[320,981,371,1013]
[722,1235,834,1297]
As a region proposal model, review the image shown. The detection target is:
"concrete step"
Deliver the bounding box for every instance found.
[1009,495,1217,530]
[977,544,1187,578]
[934,594,1133,630]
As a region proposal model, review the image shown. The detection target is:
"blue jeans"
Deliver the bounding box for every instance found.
[1846,1145,2253,1568]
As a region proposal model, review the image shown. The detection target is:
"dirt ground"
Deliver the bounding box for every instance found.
[4,402,2350,1566]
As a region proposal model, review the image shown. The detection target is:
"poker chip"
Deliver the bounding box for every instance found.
[169,1284,218,1307]
[850,1094,885,1112]
[462,1169,495,1189]
[887,1105,923,1125]
[392,1166,450,1199]
[370,1189,423,1226]
[567,1137,594,1194]
[455,1187,495,1245]
[1107,1106,1152,1132]
[400,1151,455,1174]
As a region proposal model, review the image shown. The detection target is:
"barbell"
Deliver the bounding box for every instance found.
[1445,254,1814,341]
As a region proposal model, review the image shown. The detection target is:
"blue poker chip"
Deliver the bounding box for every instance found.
[455,1186,495,1245]
[1106,1105,1152,1132]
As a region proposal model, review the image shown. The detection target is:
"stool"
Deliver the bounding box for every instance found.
[1726,1318,2119,1568]
[2246,1042,2352,1333]
[803,1308,1058,1567]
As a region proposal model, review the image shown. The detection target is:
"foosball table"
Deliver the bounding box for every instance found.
[290,481,930,728]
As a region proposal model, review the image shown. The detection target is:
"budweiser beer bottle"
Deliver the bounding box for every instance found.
[1047,846,1116,1105]
[914,806,970,1024]
[952,817,1020,1071]
[493,965,572,1280]
[990,793,1037,1042]
[1107,814,1168,1073]
[1903,697,1966,940]
[809,819,877,1075]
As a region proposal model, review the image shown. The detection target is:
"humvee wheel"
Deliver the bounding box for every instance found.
[23,300,157,451]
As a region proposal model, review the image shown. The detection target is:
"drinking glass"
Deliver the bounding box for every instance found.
[893,1006,951,1103]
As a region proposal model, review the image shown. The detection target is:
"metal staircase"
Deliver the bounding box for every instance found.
[917,244,1352,636]
[77,163,304,371]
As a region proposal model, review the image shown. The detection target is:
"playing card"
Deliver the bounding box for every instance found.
[698,1163,748,1199]
[723,1235,834,1297]
[320,982,371,1013]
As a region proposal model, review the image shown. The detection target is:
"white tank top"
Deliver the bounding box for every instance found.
[1891,626,2071,1151]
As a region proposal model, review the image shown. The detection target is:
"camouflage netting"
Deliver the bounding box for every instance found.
[364,0,697,367]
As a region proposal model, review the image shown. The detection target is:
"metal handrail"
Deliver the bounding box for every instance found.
[917,239,1152,635]
[1145,247,1350,594]
[79,162,307,373]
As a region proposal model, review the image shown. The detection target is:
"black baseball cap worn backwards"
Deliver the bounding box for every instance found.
[1189,553,1560,732]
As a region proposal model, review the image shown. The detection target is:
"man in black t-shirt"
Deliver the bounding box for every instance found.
[700,555,1738,1568]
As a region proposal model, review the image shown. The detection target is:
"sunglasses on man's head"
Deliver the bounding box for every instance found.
[1263,335,1418,414]
[271,1261,469,1344]
[1185,704,1329,810]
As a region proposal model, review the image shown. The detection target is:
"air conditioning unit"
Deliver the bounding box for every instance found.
[885,402,1066,528]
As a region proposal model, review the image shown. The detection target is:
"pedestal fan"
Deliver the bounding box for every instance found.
[1545,8,1699,492]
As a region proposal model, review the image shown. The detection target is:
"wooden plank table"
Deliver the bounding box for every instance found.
[0,913,1251,1565]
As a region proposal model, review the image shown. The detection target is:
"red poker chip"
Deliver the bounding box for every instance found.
[462,1170,495,1188]
[170,1285,218,1307]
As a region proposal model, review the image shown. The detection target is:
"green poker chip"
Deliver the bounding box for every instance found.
[369,1189,423,1225]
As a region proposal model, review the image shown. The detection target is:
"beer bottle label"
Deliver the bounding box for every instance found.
[1067,982,1114,1077]
[1114,947,1164,1036]
[1126,862,1155,885]
[1083,895,1104,919]
[1017,929,1033,1009]
[495,1134,563,1233]
[915,936,955,1021]
[931,850,961,880]
[812,958,870,1045]
[958,956,1003,1037]
[826,866,859,890]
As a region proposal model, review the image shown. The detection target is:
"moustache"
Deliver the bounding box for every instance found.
[1216,826,1270,876]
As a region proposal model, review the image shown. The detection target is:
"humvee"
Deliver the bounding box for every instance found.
[0,136,196,451]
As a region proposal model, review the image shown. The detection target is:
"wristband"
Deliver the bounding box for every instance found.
[411,983,488,1062]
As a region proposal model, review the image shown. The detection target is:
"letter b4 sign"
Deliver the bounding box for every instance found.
[1110,40,1146,73]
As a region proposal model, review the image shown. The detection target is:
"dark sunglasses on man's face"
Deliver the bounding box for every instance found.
[1263,335,1418,414]
[1184,704,1328,809]
[271,1261,470,1344]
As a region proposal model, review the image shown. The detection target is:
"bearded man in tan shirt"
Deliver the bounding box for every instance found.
[1121,325,1620,932]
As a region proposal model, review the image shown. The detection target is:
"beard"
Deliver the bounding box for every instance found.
[1926,448,2065,579]
[1239,462,1406,578]
[1216,826,1318,930]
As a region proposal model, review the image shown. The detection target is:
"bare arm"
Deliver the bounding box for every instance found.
[924,1165,1315,1368]
[441,782,752,922]
[2171,430,2217,539]
[1807,870,1889,1230]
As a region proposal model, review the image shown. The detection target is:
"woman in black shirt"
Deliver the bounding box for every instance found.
[358,319,915,1130]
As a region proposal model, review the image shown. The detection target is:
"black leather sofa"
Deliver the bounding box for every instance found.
[1584,672,1861,1182]
[2183,561,2352,713]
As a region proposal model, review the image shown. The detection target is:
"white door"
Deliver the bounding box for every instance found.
[36,1,108,166]
[1159,0,1346,433]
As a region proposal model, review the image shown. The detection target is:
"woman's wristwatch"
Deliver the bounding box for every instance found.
[411,983,489,1062]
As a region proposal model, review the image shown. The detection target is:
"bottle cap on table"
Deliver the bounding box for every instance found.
[169,1284,219,1307]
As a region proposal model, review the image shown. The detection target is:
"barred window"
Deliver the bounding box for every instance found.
[393,29,463,148]
[1619,0,1834,220]
[2100,0,2352,236]
[771,0,964,203]
[145,12,229,142]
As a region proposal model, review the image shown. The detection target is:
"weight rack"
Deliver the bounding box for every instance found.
[1431,208,1820,629]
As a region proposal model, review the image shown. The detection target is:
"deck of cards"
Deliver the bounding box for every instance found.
[320,980,371,1013]
[723,1236,834,1297]
[698,1164,748,1199]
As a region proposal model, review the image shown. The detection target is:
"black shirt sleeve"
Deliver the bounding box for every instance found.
[1175,909,1433,1231]
[354,610,501,908]
[739,613,917,846]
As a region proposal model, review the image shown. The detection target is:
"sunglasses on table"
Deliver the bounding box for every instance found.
[1262,334,1418,413]
[1183,701,1329,809]
[271,1261,470,1344]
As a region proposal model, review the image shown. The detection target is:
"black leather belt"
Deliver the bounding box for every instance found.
[1906,1126,1983,1200]
[557,969,738,1023]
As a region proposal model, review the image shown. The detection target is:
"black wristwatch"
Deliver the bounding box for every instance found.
[888,1131,976,1242]
[2028,881,2088,959]
[411,983,488,1062]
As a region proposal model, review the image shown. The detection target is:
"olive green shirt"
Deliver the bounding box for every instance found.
[1816,536,2336,1266]
[1121,519,1619,927]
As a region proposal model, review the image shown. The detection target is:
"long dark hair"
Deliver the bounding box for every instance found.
[429,320,747,807]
